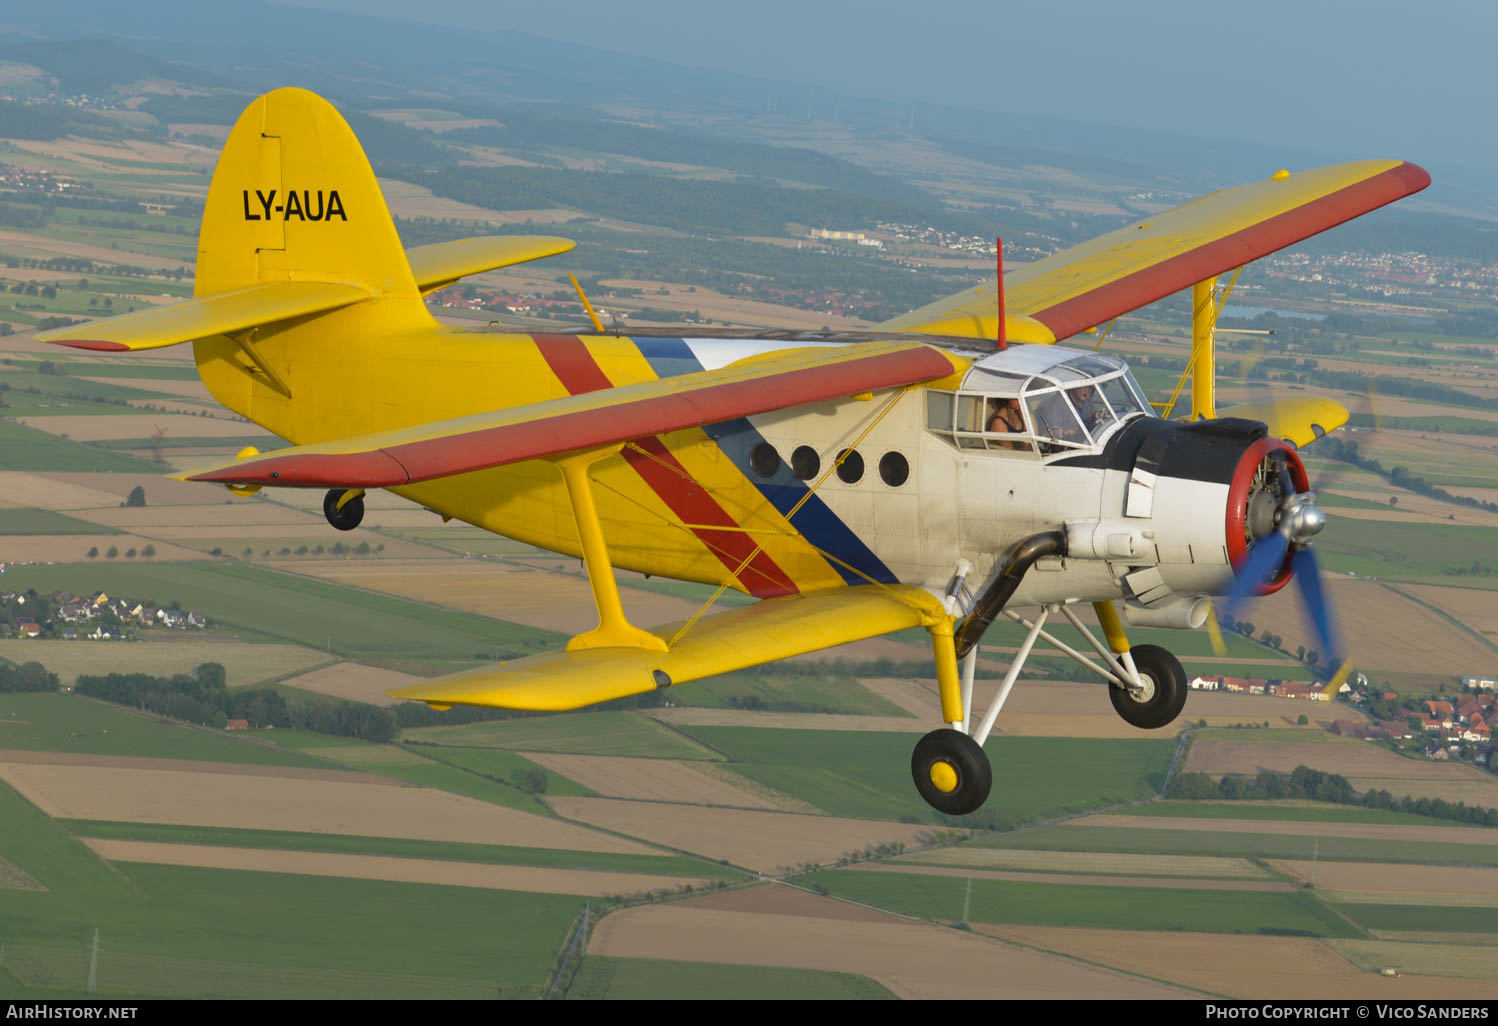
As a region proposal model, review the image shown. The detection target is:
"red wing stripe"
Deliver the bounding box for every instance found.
[534,334,799,599]
[1032,162,1430,341]
[187,343,951,492]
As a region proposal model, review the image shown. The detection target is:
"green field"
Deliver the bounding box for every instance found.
[1,863,585,998]
[799,871,1360,937]
[566,956,894,1000]
[404,709,723,760]
[674,726,1175,825]
[1114,800,1489,829]
[0,508,117,534]
[0,421,161,472]
[978,824,1498,867]
[684,672,909,716]
[417,745,597,797]
[1311,515,1498,585]
[1329,903,1498,934]
[0,561,562,663]
[0,693,326,767]
[58,820,742,880]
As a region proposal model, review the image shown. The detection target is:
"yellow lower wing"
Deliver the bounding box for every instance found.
[389,584,946,711]
[1218,396,1349,448]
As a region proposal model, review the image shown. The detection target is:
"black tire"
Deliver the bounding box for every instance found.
[323,489,364,532]
[1109,643,1187,729]
[911,729,992,816]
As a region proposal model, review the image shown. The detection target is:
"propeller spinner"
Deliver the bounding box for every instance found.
[1223,443,1345,685]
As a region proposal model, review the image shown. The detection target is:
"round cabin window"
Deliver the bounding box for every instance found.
[879,451,910,487]
[835,448,864,484]
[791,445,820,481]
[749,442,781,478]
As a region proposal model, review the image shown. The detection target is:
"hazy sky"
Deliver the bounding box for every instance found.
[278,0,1490,167]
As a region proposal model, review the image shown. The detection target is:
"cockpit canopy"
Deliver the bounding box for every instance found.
[926,345,1153,456]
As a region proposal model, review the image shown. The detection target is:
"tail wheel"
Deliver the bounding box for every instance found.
[1109,643,1187,729]
[911,729,992,816]
[323,489,364,531]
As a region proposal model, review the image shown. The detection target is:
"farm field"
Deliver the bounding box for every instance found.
[545,798,933,873]
[275,661,422,706]
[404,709,722,760]
[519,752,781,808]
[897,848,1272,879]
[978,927,1498,999]
[0,638,330,688]
[586,885,1187,1000]
[82,839,718,896]
[673,725,1175,824]
[0,755,656,853]
[1403,582,1498,639]
[801,868,1359,937]
[1270,859,1498,906]
[565,957,896,1000]
[1185,737,1498,807]
[0,561,561,663]
[1330,939,1498,981]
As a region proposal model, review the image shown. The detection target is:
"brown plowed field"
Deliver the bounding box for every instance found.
[1404,583,1498,638]
[1066,814,1498,846]
[0,534,202,562]
[0,472,131,510]
[545,797,932,873]
[1236,576,1496,675]
[519,752,779,809]
[278,662,423,707]
[85,504,324,529]
[978,926,1498,999]
[1186,738,1498,806]
[588,884,1187,1000]
[84,839,711,897]
[0,760,655,854]
[1271,859,1498,904]
[300,559,700,632]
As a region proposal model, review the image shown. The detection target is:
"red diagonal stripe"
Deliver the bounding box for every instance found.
[535,334,799,599]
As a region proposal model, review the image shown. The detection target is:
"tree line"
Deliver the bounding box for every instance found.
[1171,763,1498,827]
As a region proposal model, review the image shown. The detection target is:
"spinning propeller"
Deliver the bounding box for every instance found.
[1219,448,1350,690]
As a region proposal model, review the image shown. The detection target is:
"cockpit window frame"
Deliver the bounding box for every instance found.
[926,349,1155,460]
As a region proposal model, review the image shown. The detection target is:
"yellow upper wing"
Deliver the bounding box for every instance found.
[405,236,576,296]
[882,161,1429,343]
[173,340,964,489]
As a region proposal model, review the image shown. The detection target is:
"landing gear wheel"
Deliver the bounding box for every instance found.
[911,729,992,816]
[1109,643,1187,729]
[323,489,364,532]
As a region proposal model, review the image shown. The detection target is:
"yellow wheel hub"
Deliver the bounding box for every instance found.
[928,760,960,794]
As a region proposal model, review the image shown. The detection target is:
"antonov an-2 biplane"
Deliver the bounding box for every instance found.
[39,88,1429,814]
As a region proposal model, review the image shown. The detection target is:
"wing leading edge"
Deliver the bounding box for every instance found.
[882,160,1430,343]
[174,340,964,489]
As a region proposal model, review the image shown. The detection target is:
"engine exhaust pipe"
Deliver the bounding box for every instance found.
[954,531,1065,658]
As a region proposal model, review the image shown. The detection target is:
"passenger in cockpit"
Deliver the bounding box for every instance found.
[986,398,1027,451]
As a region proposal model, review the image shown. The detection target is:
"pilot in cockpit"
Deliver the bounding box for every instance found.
[1066,383,1108,431]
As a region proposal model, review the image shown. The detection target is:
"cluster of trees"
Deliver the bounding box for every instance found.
[0,661,59,692]
[75,662,398,742]
[85,544,155,559]
[1171,763,1498,826]
[1319,437,1498,515]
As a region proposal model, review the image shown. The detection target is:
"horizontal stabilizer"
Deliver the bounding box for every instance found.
[173,340,961,488]
[406,236,576,296]
[389,584,945,711]
[1216,396,1349,448]
[883,160,1429,343]
[36,281,375,352]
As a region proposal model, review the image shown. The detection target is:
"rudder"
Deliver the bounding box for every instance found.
[195,88,422,307]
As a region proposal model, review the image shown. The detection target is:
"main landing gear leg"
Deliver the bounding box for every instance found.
[909,601,1190,815]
